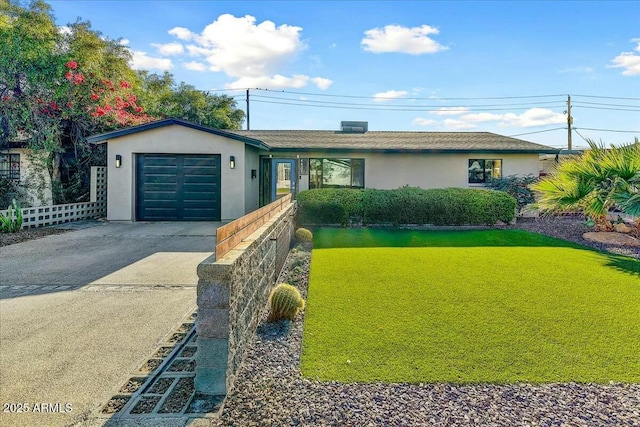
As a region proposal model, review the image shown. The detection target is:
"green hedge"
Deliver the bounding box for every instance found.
[296,187,516,226]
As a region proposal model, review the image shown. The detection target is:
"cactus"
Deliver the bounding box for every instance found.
[295,227,313,243]
[268,283,305,322]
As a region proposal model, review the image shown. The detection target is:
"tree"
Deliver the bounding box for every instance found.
[1,2,152,203]
[531,139,640,231]
[137,71,245,129]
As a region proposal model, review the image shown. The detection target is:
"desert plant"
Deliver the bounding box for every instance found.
[0,199,23,233]
[268,283,305,322]
[295,227,313,243]
[486,175,538,211]
[532,139,640,230]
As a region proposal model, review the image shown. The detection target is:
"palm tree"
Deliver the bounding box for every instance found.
[531,139,640,232]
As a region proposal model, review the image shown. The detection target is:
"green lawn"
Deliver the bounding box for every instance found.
[301,229,640,384]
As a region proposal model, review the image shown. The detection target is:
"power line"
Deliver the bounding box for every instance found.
[572,94,640,101]
[251,99,567,112]
[251,93,565,109]
[574,127,640,133]
[253,88,566,101]
[573,101,640,108]
[508,127,566,137]
[572,105,640,112]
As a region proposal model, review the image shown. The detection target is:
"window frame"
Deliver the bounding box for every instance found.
[0,153,20,181]
[309,158,365,189]
[468,158,502,184]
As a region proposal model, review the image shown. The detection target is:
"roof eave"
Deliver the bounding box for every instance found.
[86,118,270,150]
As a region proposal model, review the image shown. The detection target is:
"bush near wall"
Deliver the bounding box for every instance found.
[296,187,516,226]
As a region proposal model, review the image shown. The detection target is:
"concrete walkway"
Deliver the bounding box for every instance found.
[0,221,218,427]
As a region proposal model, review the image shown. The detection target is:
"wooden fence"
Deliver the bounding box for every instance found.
[215,194,293,259]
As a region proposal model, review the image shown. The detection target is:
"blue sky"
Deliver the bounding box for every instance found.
[49,1,639,148]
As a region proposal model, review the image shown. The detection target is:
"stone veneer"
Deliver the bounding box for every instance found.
[195,203,295,395]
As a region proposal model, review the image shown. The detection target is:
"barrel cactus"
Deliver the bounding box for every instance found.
[268,283,305,322]
[295,227,313,243]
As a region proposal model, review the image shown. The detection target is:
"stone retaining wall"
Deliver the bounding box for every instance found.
[195,202,295,395]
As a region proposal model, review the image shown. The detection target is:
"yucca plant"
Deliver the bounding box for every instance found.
[532,139,640,231]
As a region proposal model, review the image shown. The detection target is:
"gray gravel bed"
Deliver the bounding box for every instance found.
[211,226,639,427]
[515,216,640,259]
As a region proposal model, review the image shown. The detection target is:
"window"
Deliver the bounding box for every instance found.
[309,158,365,189]
[468,159,501,183]
[0,153,20,180]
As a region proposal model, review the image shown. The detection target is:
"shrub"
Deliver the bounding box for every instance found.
[486,175,538,211]
[0,199,23,233]
[295,227,313,243]
[297,187,516,226]
[268,283,305,322]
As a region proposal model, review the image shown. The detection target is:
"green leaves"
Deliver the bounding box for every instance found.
[0,199,23,233]
[532,139,640,219]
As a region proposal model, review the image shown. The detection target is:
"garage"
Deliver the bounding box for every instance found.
[136,154,221,221]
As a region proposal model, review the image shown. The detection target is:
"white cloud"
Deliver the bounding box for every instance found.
[461,112,503,123]
[119,38,130,46]
[413,117,437,126]
[58,25,71,36]
[373,90,409,102]
[152,42,184,56]
[168,27,194,41]
[430,107,469,116]
[184,61,207,72]
[226,74,311,89]
[311,77,333,90]
[362,24,447,54]
[558,66,594,74]
[444,119,476,130]
[130,51,173,71]
[499,108,565,127]
[166,14,331,89]
[438,107,565,129]
[610,38,640,76]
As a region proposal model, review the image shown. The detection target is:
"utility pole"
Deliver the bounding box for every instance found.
[246,89,250,130]
[566,95,573,150]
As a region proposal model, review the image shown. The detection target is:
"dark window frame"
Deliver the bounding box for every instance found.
[468,158,502,184]
[309,158,365,189]
[0,153,20,181]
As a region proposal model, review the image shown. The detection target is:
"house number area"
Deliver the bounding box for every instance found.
[3,402,73,413]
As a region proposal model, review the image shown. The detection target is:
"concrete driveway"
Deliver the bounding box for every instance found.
[0,221,218,427]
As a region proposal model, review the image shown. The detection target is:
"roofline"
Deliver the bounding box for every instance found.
[86,118,270,150]
[267,147,560,154]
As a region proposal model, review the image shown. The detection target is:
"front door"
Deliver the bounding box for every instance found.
[272,159,296,201]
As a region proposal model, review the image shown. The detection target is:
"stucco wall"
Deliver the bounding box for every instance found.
[6,148,52,207]
[271,151,540,191]
[105,125,248,221]
[244,145,260,214]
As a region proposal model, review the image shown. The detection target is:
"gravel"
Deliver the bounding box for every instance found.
[210,223,639,427]
[515,215,640,259]
[0,227,67,246]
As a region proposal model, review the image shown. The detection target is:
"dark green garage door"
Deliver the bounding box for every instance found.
[136,154,221,221]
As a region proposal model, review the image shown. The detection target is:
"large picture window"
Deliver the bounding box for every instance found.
[309,158,365,189]
[0,153,20,180]
[468,159,501,183]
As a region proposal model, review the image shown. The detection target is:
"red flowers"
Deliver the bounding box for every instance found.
[65,71,73,80]
[91,93,100,100]
[119,81,131,89]
[65,61,78,69]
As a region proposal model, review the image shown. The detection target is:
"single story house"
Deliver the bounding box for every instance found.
[87,118,559,222]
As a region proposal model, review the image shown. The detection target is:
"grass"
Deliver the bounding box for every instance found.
[301,229,640,384]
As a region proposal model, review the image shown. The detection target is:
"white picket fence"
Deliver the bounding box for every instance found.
[0,166,106,229]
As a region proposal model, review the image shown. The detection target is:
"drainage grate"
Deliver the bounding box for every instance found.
[98,311,224,420]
